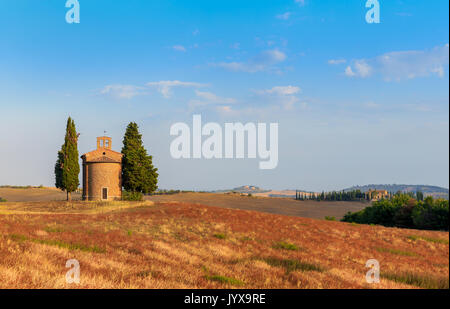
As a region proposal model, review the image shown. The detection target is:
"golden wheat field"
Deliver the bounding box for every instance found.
[0,200,448,289]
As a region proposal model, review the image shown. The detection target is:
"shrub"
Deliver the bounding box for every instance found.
[342,200,398,227]
[213,233,226,239]
[407,235,449,245]
[375,247,417,257]
[342,194,448,231]
[205,275,244,286]
[382,271,449,289]
[0,197,6,203]
[324,216,336,221]
[122,191,143,201]
[272,241,300,251]
[262,257,324,274]
[412,198,449,231]
[393,200,416,228]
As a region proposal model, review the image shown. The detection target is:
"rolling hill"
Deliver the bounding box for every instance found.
[0,200,448,288]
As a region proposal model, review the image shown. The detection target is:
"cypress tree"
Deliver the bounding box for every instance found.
[55,117,80,201]
[54,151,64,190]
[121,122,158,197]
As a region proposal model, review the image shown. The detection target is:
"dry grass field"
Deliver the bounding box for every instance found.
[0,200,448,289]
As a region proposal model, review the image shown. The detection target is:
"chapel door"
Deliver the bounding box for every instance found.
[102,188,108,200]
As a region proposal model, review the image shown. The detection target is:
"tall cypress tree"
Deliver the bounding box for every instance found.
[121,122,158,197]
[55,117,80,201]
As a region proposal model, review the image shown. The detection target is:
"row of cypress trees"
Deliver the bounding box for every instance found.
[54,117,158,201]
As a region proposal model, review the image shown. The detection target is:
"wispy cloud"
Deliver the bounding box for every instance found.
[254,85,302,110]
[295,0,306,6]
[194,90,236,104]
[146,80,207,98]
[344,66,356,77]
[328,59,346,65]
[189,90,236,111]
[345,60,372,78]
[257,86,301,96]
[173,45,186,52]
[345,44,449,81]
[276,12,292,20]
[212,49,287,73]
[100,84,145,99]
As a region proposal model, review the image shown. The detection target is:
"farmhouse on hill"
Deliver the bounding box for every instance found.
[367,189,389,201]
[81,136,123,201]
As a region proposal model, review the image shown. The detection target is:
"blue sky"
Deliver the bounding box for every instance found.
[0,0,448,191]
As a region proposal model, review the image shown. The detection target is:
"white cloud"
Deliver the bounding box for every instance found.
[255,86,302,110]
[328,59,346,65]
[173,45,186,52]
[354,60,372,77]
[345,60,371,78]
[194,90,236,104]
[258,86,301,96]
[189,90,236,111]
[213,49,287,73]
[146,80,207,98]
[100,85,145,99]
[344,66,355,77]
[265,49,287,62]
[295,0,306,6]
[345,44,449,81]
[276,12,292,20]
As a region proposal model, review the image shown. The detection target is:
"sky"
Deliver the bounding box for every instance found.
[0,0,448,191]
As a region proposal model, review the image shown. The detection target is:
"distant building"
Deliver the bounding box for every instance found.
[367,189,389,201]
[81,136,123,201]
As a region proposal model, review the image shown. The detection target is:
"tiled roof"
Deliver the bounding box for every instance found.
[81,148,123,163]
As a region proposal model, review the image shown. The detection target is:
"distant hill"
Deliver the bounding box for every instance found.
[213,185,271,194]
[214,184,449,200]
[344,184,449,199]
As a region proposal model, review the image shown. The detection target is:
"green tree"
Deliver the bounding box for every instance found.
[121,122,158,198]
[416,191,424,201]
[54,117,80,201]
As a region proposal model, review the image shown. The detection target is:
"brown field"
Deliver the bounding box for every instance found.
[0,187,82,202]
[0,200,448,289]
[147,192,369,220]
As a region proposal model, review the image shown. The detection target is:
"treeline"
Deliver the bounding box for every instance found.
[342,195,449,231]
[296,190,366,201]
[151,189,195,195]
[296,189,428,202]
